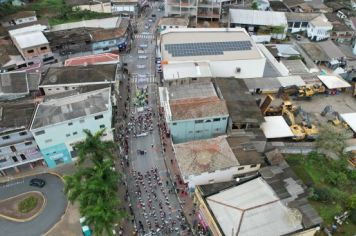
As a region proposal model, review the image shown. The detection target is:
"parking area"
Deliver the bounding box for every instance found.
[0,173,67,236]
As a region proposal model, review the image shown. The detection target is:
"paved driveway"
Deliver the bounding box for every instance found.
[0,173,68,236]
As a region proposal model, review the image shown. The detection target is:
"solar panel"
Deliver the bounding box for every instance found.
[164,41,253,57]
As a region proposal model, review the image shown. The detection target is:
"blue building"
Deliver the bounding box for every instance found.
[30,87,113,168]
[159,82,229,143]
[91,18,130,54]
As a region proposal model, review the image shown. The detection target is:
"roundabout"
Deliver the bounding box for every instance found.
[0,173,67,236]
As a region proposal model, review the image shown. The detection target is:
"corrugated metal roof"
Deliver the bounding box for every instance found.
[230,9,287,26]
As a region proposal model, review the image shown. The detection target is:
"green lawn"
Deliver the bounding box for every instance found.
[286,153,356,235]
[18,196,39,214]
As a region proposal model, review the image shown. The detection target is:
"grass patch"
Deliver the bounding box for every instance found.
[18,196,39,214]
[286,153,356,235]
[48,10,112,25]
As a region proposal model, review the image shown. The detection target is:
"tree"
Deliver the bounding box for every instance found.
[64,129,125,236]
[315,124,347,159]
[251,1,259,10]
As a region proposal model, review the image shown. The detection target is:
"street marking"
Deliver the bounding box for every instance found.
[0,179,25,188]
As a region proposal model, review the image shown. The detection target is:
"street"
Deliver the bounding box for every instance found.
[116,3,191,236]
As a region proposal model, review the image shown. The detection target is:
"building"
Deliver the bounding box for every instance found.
[306,14,333,41]
[9,25,54,64]
[65,0,112,13]
[30,87,113,168]
[285,12,321,34]
[64,53,120,66]
[111,0,139,17]
[159,28,266,78]
[0,43,26,72]
[325,13,355,43]
[0,11,37,27]
[164,0,235,25]
[91,18,130,54]
[173,135,263,189]
[194,168,322,236]
[50,17,121,31]
[157,17,189,33]
[229,9,288,40]
[0,71,40,100]
[159,82,229,143]
[40,64,118,95]
[0,100,45,176]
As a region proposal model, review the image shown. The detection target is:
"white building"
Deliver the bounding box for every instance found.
[173,135,263,189]
[0,11,37,27]
[307,14,333,41]
[158,17,189,32]
[229,9,288,40]
[159,28,266,78]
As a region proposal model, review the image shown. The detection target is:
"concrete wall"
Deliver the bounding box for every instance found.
[209,58,266,78]
[31,109,112,168]
[0,129,33,147]
[169,116,228,143]
[19,43,52,61]
[1,16,37,27]
[186,164,261,188]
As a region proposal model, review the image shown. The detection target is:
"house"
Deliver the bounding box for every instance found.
[325,13,355,43]
[91,18,130,54]
[64,53,120,66]
[40,64,118,95]
[0,99,45,176]
[194,167,322,236]
[173,135,263,189]
[51,17,121,31]
[229,9,288,41]
[9,25,54,64]
[157,17,189,33]
[65,0,112,13]
[111,0,139,17]
[269,1,290,12]
[30,87,113,168]
[283,0,331,13]
[159,28,266,78]
[0,11,37,27]
[0,43,26,72]
[159,82,229,143]
[307,14,333,41]
[285,12,321,33]
[0,71,40,100]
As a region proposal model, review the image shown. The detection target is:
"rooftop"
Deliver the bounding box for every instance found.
[0,44,20,67]
[309,15,332,28]
[170,96,228,121]
[1,11,36,22]
[6,19,49,31]
[41,64,117,86]
[31,87,111,129]
[317,40,346,60]
[229,9,287,26]
[225,136,264,165]
[64,53,120,66]
[0,100,36,132]
[174,136,239,179]
[317,75,351,89]
[285,12,321,22]
[206,177,303,236]
[90,18,129,42]
[269,1,290,11]
[281,60,309,74]
[158,17,189,27]
[340,113,356,133]
[261,116,294,138]
[51,17,121,31]
[168,82,216,101]
[298,42,329,62]
[12,30,48,49]
[45,28,94,46]
[0,72,28,97]
[213,78,264,126]
[160,28,263,62]
[65,0,110,6]
[162,62,212,80]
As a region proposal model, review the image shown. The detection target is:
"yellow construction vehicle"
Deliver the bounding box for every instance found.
[321,105,349,129]
[260,95,298,116]
[296,108,319,140]
[283,109,306,141]
[298,84,326,98]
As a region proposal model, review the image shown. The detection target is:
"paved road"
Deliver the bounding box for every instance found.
[0,173,67,236]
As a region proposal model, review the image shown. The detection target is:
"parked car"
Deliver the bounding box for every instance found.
[148,18,153,23]
[151,14,156,18]
[29,178,46,188]
[139,55,148,59]
[137,64,146,69]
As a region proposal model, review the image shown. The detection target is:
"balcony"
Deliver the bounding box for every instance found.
[167,0,196,6]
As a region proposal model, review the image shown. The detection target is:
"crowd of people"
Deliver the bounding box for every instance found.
[127,107,154,137]
[133,88,148,107]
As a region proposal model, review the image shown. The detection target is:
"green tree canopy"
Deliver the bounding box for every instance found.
[315,124,347,159]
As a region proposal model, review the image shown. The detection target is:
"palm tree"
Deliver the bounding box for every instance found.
[64,129,125,236]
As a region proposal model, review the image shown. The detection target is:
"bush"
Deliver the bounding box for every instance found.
[310,186,333,202]
[18,196,39,213]
[347,194,356,209]
[350,209,356,224]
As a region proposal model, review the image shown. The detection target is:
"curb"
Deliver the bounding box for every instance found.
[0,191,47,222]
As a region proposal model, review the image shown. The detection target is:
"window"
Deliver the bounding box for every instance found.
[195,120,203,124]
[27,49,34,53]
[103,47,109,51]
[79,119,85,123]
[48,88,52,91]
[20,154,26,160]
[301,22,308,27]
[25,141,32,146]
[40,46,47,50]
[56,88,60,90]
[12,156,18,162]
[191,78,197,81]
[196,130,201,133]
[68,122,73,126]
[2,135,10,140]
[222,117,227,120]
[215,128,220,131]
[172,122,177,126]
[66,134,70,137]
[250,164,257,168]
[35,130,45,135]
[45,139,52,143]
[205,120,211,123]
[95,114,104,120]
[238,167,244,170]
[213,118,221,122]
[100,124,105,129]
[208,179,214,183]
[73,132,78,135]
[294,22,301,28]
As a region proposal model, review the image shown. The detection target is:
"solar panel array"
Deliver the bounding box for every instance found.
[164,41,253,57]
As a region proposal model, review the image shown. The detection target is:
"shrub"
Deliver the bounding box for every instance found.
[18,196,38,213]
[347,194,356,210]
[310,186,332,202]
[350,209,356,224]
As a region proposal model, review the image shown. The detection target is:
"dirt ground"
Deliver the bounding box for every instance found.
[0,192,44,221]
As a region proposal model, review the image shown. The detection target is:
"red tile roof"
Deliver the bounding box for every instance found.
[64,53,119,66]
